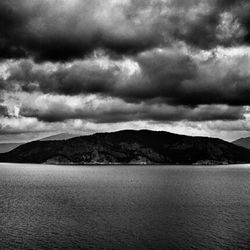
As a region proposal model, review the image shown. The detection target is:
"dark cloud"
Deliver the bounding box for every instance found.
[19,94,244,123]
[0,105,8,117]
[5,49,250,107]
[0,0,250,62]
[0,0,160,61]
[128,50,250,106]
[6,59,118,95]
[1,0,250,136]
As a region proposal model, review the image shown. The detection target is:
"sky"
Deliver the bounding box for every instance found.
[1,0,250,142]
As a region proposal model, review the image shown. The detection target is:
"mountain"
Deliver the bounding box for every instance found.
[0,143,23,153]
[1,130,250,165]
[232,137,250,149]
[39,133,80,141]
[0,133,79,153]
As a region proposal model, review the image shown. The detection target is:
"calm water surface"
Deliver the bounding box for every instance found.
[1,164,250,249]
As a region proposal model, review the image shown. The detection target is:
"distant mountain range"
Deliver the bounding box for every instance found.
[1,130,250,165]
[0,133,79,153]
[39,133,80,141]
[0,143,23,153]
[232,137,250,149]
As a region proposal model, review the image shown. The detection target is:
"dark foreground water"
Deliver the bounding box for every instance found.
[1,164,250,249]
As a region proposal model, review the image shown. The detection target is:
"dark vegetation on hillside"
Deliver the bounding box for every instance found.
[1,130,250,165]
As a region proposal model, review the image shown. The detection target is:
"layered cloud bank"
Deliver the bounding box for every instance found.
[1,0,250,60]
[1,0,250,141]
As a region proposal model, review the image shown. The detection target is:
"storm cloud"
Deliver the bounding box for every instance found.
[17,94,244,123]
[0,105,8,117]
[1,0,250,141]
[4,49,250,106]
[1,0,250,62]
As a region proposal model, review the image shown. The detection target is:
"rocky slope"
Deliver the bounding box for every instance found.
[1,130,250,165]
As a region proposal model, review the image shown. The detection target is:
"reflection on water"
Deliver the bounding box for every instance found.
[1,164,250,249]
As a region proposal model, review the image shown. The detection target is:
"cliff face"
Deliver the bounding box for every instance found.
[1,130,250,165]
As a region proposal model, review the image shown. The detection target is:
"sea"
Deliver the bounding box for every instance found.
[0,163,250,250]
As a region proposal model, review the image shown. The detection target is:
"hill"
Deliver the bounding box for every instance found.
[0,133,79,153]
[232,137,250,149]
[1,130,250,165]
[39,133,80,141]
[0,143,23,153]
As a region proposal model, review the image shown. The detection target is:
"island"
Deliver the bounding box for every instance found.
[1,130,250,165]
